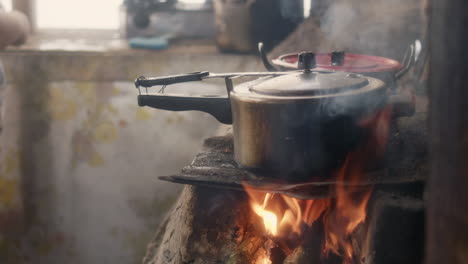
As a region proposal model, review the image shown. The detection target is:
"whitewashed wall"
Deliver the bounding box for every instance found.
[0,46,260,263]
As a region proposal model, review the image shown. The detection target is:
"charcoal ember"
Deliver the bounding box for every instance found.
[283,246,319,264]
[282,222,323,264]
[270,244,287,264]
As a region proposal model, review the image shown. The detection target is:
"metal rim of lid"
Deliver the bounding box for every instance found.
[248,71,371,97]
[272,52,402,73]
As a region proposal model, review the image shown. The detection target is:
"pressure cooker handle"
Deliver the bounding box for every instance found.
[138,94,233,124]
[135,71,210,88]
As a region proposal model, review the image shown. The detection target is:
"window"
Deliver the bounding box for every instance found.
[14,0,308,30]
[34,0,210,30]
[0,0,12,11]
[36,0,121,29]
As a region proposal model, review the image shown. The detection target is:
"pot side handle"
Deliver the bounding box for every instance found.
[138,94,233,124]
[395,40,422,80]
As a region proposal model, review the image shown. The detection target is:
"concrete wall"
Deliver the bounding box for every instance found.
[0,44,261,263]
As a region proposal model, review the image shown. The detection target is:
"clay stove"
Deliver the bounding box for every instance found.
[142,102,427,264]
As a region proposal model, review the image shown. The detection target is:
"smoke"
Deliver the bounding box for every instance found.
[319,0,426,60]
[270,0,427,61]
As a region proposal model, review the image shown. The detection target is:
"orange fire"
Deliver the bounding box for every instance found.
[251,193,279,236]
[245,107,392,264]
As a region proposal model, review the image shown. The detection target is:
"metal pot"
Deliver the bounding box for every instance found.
[261,41,421,87]
[135,52,412,179]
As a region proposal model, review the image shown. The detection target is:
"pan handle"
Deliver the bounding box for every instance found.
[138,94,233,124]
[135,71,210,88]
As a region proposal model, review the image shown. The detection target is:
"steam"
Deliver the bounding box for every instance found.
[319,0,426,60]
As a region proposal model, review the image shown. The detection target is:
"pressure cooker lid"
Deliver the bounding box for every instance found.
[249,71,370,97]
[272,52,402,73]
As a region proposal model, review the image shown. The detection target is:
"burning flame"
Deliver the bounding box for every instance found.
[257,254,272,264]
[245,107,392,264]
[252,193,278,236]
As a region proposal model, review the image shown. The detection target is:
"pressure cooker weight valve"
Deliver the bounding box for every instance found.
[297,51,345,72]
[297,52,316,73]
[258,42,347,73]
[331,51,345,66]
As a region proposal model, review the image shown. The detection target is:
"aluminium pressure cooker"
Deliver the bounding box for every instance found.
[135,52,413,180]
